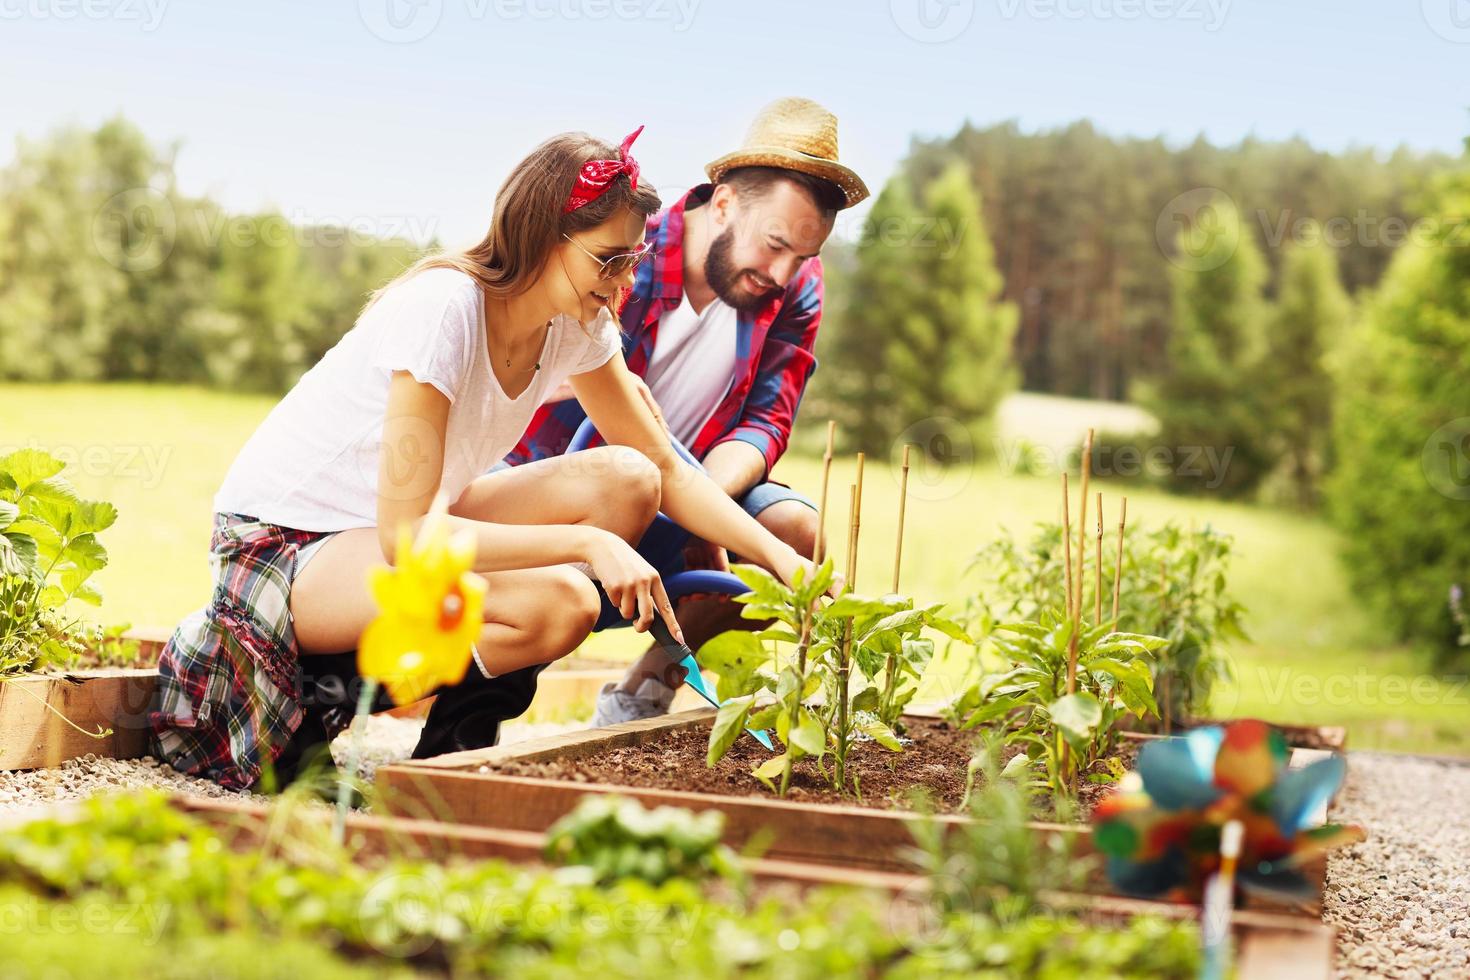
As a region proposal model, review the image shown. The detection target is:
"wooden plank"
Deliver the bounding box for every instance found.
[377,764,1086,874]
[0,668,157,769]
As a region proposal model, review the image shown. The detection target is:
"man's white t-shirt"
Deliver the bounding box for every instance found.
[643,294,738,448]
[214,267,621,532]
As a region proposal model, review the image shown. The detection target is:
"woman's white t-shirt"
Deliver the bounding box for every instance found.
[214,267,621,532]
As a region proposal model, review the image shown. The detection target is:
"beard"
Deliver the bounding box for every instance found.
[705,226,780,313]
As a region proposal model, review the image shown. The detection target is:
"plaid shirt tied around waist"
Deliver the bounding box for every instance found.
[148,513,327,790]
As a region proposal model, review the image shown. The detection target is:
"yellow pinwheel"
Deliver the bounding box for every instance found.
[357,507,488,706]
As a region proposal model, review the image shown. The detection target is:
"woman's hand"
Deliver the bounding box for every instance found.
[582,528,684,643]
[768,544,844,599]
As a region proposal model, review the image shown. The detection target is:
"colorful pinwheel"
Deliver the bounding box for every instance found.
[1092,719,1364,901]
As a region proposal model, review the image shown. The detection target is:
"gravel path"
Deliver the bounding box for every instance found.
[1325,751,1470,978]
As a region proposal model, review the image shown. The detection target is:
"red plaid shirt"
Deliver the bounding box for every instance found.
[506,184,824,475]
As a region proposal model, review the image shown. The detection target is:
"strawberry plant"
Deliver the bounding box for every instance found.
[0,449,121,674]
[699,560,967,797]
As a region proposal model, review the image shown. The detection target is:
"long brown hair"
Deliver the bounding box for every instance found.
[367,131,661,310]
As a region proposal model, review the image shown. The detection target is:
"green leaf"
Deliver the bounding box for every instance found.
[1088,657,1158,717]
[62,533,108,573]
[747,703,782,730]
[24,495,77,537]
[1000,752,1031,779]
[0,500,17,530]
[961,694,1023,729]
[850,686,881,712]
[1047,692,1103,743]
[824,594,894,619]
[73,501,118,534]
[697,631,770,701]
[731,564,793,604]
[0,449,65,490]
[857,718,902,751]
[790,710,826,756]
[71,582,103,606]
[707,697,753,767]
[751,753,787,790]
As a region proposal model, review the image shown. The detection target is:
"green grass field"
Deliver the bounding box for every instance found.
[4,383,1465,756]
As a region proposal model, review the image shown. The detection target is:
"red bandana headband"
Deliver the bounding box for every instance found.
[563,125,645,214]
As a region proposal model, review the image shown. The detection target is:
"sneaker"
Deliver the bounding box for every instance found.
[592,675,678,727]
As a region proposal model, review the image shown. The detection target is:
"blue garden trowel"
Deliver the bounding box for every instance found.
[649,618,774,751]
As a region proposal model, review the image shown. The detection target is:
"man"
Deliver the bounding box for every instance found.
[507,96,868,724]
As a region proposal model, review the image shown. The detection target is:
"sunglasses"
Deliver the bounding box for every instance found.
[562,233,654,281]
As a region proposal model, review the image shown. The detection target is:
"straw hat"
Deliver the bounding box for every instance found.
[705,97,869,209]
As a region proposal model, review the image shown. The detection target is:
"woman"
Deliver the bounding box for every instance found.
[148,127,816,792]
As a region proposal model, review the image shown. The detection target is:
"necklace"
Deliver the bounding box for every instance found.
[491,317,551,374]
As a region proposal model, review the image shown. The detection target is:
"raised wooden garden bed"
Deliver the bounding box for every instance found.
[170,792,1334,978]
[0,630,624,769]
[375,708,1337,915]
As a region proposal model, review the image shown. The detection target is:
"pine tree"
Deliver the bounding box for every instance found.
[834,163,1017,453]
[1140,194,1275,497]
[1266,235,1351,507]
[1328,159,1470,666]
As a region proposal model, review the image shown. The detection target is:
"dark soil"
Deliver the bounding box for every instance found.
[494,716,1138,819]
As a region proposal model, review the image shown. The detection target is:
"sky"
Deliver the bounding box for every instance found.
[2,0,1466,248]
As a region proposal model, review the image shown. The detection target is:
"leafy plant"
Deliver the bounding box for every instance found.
[946,609,1166,800]
[965,518,1247,728]
[700,560,967,797]
[544,795,741,887]
[0,449,121,675]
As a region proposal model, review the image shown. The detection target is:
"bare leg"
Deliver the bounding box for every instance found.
[290,445,663,671]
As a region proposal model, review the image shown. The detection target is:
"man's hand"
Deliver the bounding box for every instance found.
[682,536,731,573]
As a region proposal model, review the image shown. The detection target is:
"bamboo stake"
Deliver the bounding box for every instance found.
[1062,473,1074,614]
[892,445,910,595]
[1066,430,1094,696]
[836,455,865,790]
[813,421,836,567]
[1094,492,1104,626]
[798,422,837,675]
[1111,496,1128,629]
[880,445,911,721]
[1073,429,1094,627]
